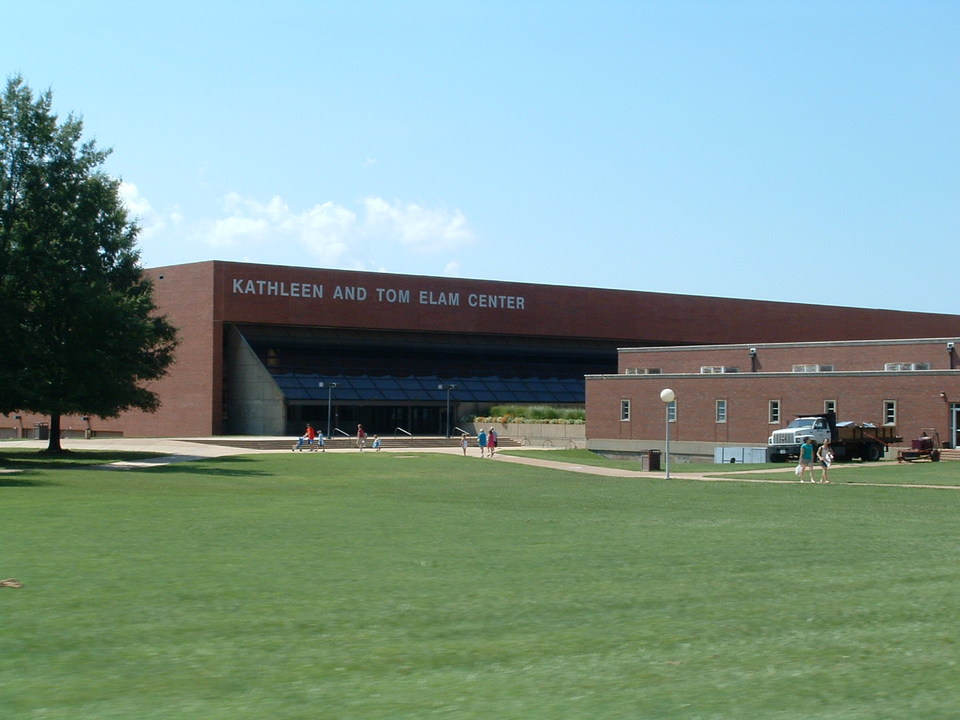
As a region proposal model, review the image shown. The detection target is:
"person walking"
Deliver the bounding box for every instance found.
[460,433,469,456]
[488,427,497,456]
[817,438,833,483]
[372,435,382,452]
[356,424,366,451]
[477,428,488,457]
[294,423,317,451]
[798,436,816,483]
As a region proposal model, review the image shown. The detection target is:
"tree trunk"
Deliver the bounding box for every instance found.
[45,413,64,454]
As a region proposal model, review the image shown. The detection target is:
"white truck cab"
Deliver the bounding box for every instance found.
[769,416,831,448]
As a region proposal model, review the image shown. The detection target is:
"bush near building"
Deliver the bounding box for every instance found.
[472,405,585,424]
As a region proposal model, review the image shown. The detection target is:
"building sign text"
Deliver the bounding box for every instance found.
[231,278,526,311]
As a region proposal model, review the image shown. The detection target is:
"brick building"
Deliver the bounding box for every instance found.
[4,260,960,440]
[585,338,960,460]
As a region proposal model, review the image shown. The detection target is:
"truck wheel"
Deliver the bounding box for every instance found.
[861,444,882,462]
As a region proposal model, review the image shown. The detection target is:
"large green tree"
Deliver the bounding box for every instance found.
[0,76,178,452]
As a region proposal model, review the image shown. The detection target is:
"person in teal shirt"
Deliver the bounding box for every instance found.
[798,437,816,483]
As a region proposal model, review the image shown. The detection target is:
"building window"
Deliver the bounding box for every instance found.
[793,364,834,372]
[884,362,930,371]
[824,399,836,416]
[769,400,781,424]
[716,399,727,423]
[620,399,630,422]
[667,400,677,423]
[884,400,897,425]
[700,366,738,374]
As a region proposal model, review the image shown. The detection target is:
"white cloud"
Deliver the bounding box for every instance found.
[195,193,473,267]
[119,181,152,216]
[203,193,357,264]
[126,184,475,271]
[443,260,463,276]
[363,197,473,252]
[119,181,170,239]
[208,214,272,246]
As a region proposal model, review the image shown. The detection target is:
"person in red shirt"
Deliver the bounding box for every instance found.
[294,423,318,451]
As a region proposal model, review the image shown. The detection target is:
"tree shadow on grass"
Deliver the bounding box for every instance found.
[0,450,164,471]
[95,455,272,478]
[0,451,270,479]
[0,474,60,488]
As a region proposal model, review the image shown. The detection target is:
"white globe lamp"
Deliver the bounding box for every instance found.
[660,388,675,478]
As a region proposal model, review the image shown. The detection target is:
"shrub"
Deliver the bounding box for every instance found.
[477,406,585,423]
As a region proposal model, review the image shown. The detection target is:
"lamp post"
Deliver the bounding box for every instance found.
[660,388,675,479]
[439,384,456,437]
[320,382,337,439]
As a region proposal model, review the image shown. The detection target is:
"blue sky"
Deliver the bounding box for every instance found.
[4,1,958,313]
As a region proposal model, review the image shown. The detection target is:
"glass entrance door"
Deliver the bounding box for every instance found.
[952,404,960,449]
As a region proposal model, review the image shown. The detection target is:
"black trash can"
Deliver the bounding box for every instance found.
[641,449,661,471]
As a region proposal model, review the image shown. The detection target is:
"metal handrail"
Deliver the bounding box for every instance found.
[333,428,351,438]
[452,426,471,437]
[394,426,412,438]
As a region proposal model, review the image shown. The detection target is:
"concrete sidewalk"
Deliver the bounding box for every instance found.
[0,436,869,485]
[3,436,663,474]
[2,437,263,460]
[2,436,476,467]
[5,438,951,489]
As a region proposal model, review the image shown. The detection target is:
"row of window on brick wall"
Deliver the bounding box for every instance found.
[618,399,676,422]
[623,363,934,375]
[619,399,898,425]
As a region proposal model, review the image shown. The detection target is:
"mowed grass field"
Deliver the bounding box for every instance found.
[2,450,960,719]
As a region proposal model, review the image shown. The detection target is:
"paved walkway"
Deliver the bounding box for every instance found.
[0,436,821,481]
[4,437,953,487]
[1,437,255,471]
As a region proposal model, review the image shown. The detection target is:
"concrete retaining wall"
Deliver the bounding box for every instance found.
[462,421,586,448]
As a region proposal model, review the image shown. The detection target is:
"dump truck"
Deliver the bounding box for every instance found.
[766,411,901,462]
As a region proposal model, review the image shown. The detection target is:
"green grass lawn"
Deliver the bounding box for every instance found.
[503,448,743,475]
[508,449,960,486]
[0,448,164,469]
[3,450,960,718]
[502,448,648,471]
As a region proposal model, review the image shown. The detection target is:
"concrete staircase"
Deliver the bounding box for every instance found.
[937,448,960,462]
[183,436,521,452]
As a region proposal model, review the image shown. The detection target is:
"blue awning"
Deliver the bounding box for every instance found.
[274,374,584,404]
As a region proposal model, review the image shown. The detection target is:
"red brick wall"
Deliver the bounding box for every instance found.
[589,341,960,450]
[100,263,220,436]
[10,261,960,439]
[212,261,960,344]
[619,341,957,374]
